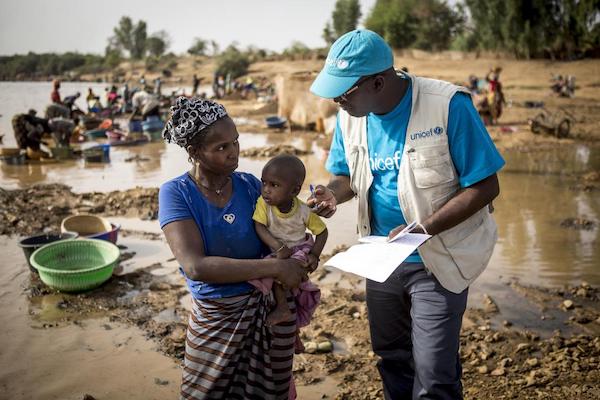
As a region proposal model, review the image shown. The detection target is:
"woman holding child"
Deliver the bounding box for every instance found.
[158,97,308,399]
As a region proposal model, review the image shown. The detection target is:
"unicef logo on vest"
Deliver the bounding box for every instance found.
[410,126,444,140]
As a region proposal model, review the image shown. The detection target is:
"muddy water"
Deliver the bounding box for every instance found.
[0,237,181,400]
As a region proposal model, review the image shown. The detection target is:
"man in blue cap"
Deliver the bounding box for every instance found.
[308,29,505,399]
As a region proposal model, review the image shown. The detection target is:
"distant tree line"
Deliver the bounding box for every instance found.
[1,2,597,80]
[326,0,599,59]
[0,52,116,81]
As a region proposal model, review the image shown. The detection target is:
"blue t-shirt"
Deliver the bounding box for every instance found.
[158,171,266,299]
[326,80,505,263]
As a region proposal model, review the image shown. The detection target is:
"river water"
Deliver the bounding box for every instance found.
[1,81,599,399]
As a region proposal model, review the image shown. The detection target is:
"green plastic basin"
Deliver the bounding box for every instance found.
[30,238,120,292]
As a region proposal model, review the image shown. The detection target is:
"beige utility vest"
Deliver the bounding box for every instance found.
[338,73,497,293]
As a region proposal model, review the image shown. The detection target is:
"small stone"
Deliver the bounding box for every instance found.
[352,312,361,319]
[525,375,537,387]
[154,377,169,386]
[503,320,512,327]
[477,365,489,374]
[317,340,333,353]
[516,343,530,352]
[525,358,539,367]
[482,293,499,313]
[304,341,317,354]
[499,357,513,368]
[490,367,505,376]
[562,300,574,310]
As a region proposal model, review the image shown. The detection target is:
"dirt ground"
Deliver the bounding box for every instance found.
[21,245,600,400]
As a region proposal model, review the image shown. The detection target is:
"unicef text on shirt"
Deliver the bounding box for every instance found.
[410,126,444,141]
[369,151,403,171]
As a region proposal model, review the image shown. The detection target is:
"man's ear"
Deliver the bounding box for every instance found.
[374,75,385,92]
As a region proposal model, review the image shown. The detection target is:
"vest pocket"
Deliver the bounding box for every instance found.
[438,210,495,280]
[408,146,455,189]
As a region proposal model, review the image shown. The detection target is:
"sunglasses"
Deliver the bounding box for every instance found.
[337,74,378,102]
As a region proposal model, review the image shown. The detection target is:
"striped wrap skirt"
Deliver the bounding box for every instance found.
[181,290,296,399]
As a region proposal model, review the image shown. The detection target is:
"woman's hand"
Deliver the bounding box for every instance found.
[306,185,338,218]
[276,258,308,289]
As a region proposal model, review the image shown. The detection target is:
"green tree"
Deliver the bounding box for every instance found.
[215,44,250,78]
[188,37,207,56]
[322,0,361,44]
[465,0,600,59]
[332,0,362,37]
[110,16,148,59]
[282,41,312,60]
[365,0,464,50]
[210,40,221,56]
[146,30,170,58]
[322,22,336,45]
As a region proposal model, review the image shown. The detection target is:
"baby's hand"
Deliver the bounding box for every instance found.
[276,246,293,259]
[305,253,319,272]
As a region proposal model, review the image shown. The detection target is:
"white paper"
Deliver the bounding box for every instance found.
[324,233,431,282]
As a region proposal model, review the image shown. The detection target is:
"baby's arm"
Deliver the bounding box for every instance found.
[307,228,328,272]
[254,221,292,259]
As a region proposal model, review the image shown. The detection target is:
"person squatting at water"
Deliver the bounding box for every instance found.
[158,97,308,399]
[11,109,52,159]
[249,154,327,336]
[308,30,505,400]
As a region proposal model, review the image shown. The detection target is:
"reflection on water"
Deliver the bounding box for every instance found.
[489,170,599,286]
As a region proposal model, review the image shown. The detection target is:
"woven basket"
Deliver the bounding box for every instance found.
[61,215,112,236]
[30,238,120,292]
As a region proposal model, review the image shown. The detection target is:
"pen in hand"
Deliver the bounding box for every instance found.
[387,221,418,243]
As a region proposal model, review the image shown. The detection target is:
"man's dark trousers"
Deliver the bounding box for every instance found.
[366,262,468,400]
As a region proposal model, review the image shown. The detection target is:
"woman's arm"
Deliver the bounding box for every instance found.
[162,219,307,288]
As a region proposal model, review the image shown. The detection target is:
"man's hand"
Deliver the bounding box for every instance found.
[307,185,337,218]
[387,222,428,241]
[276,258,308,289]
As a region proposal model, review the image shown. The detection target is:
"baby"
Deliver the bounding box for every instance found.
[252,154,328,326]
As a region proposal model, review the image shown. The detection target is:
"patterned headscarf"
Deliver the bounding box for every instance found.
[162,97,228,148]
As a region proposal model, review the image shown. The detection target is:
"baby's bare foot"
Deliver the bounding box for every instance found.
[267,307,292,326]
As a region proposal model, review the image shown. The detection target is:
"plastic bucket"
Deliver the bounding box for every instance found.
[51,146,73,160]
[18,231,79,272]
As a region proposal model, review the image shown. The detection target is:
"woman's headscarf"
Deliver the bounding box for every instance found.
[162,97,228,148]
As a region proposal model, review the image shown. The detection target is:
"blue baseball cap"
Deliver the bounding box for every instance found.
[310,29,394,99]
